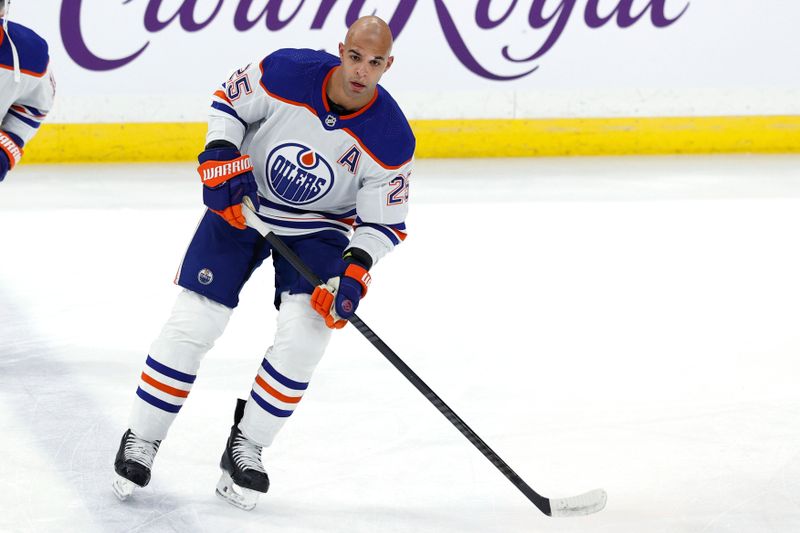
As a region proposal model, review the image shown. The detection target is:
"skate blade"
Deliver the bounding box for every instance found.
[112,475,137,501]
[215,470,260,511]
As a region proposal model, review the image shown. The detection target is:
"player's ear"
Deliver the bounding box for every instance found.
[338,42,345,59]
[384,56,394,72]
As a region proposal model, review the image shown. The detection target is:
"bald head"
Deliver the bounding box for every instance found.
[330,15,395,110]
[344,16,394,56]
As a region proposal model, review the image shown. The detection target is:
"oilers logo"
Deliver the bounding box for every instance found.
[266,142,335,205]
[198,268,214,285]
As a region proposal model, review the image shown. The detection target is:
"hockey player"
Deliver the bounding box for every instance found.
[113,16,414,510]
[0,0,55,183]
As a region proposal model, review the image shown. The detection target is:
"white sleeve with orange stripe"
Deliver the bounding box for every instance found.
[1,66,55,145]
[350,158,413,265]
[206,60,272,148]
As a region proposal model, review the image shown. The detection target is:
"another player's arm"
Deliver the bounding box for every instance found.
[0,67,55,182]
[199,61,271,228]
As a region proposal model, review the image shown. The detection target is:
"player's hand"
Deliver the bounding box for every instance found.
[311,263,371,329]
[197,147,258,229]
[0,130,24,183]
[0,150,9,183]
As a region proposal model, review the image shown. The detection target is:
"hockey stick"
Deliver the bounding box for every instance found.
[241,199,606,517]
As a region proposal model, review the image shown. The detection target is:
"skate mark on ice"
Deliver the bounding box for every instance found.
[0,286,205,532]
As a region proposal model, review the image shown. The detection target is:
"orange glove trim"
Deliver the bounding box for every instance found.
[0,131,23,170]
[344,264,371,297]
[197,155,254,187]
[311,286,347,329]
[210,205,247,230]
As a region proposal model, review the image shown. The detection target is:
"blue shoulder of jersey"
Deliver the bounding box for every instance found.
[259,48,415,168]
[346,89,416,169]
[0,20,50,76]
[260,48,338,106]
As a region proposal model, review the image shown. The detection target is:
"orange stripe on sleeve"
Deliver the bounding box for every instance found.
[266,89,318,116]
[213,90,233,105]
[0,63,48,78]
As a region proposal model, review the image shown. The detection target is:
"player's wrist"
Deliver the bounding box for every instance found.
[204,139,238,151]
[342,247,373,271]
[198,147,242,165]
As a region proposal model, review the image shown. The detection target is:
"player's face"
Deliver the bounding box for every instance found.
[337,38,394,100]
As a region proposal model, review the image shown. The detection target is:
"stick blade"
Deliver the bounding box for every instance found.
[549,488,607,517]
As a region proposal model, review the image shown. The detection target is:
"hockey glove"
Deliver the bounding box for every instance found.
[311,259,371,329]
[0,130,24,182]
[197,146,258,230]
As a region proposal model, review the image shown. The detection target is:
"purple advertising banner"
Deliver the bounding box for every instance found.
[59,0,689,79]
[14,1,800,122]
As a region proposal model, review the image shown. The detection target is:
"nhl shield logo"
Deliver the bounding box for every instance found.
[266,142,335,205]
[324,114,337,128]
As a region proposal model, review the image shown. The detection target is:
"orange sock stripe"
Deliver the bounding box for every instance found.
[255,375,302,404]
[141,372,190,398]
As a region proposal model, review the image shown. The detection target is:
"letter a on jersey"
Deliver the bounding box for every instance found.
[337,145,362,175]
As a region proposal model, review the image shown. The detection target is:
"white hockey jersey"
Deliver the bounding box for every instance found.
[207,48,415,266]
[0,19,55,146]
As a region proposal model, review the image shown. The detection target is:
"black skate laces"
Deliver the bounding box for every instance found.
[231,434,266,473]
[124,432,161,469]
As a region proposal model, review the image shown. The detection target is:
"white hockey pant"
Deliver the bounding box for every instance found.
[128,289,232,442]
[128,290,331,446]
[239,292,332,447]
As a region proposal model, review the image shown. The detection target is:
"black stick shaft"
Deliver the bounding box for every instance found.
[264,232,552,515]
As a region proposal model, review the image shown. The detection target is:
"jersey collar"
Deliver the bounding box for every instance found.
[320,66,380,122]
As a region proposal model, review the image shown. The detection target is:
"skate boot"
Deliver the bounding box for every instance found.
[216,398,269,510]
[112,429,161,500]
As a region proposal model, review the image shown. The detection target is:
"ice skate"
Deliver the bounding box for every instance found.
[215,399,269,510]
[112,429,161,500]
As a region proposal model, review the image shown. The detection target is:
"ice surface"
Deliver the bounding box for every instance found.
[2,156,800,532]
